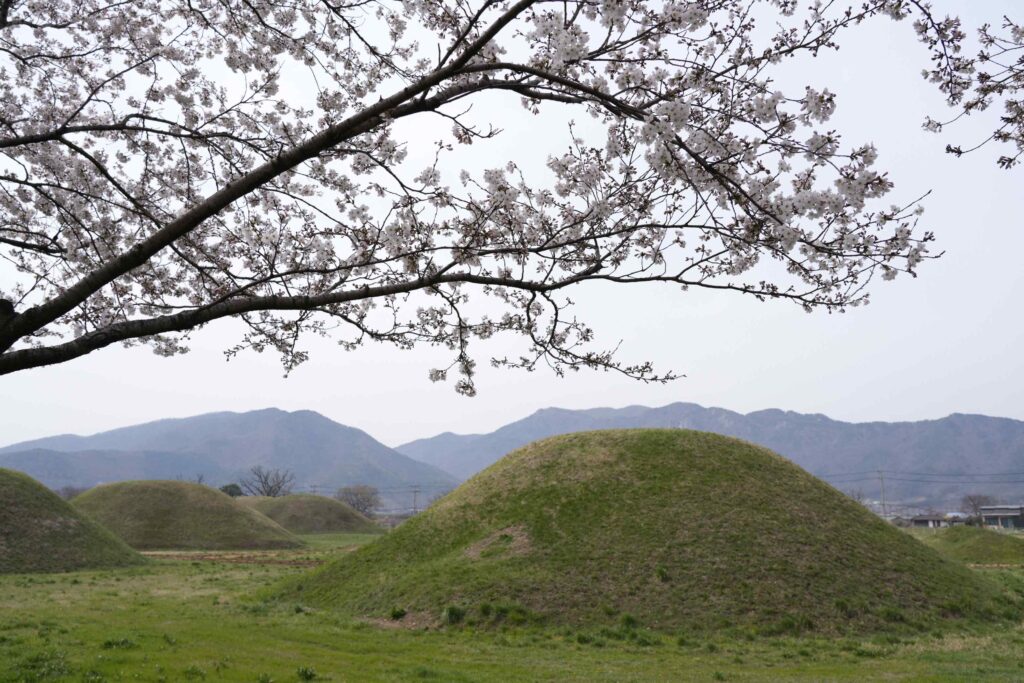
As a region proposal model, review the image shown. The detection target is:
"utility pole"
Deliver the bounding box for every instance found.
[878,470,888,519]
[412,485,420,514]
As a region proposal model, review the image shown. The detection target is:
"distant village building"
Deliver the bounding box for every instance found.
[980,505,1024,529]
[945,512,968,526]
[911,514,949,529]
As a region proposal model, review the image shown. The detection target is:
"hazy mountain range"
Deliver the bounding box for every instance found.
[0,409,457,510]
[3,403,1022,510]
[397,403,1024,506]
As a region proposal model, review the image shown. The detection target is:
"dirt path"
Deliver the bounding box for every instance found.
[141,542,364,567]
[141,551,324,567]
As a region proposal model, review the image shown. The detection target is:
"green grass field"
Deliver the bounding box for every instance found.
[910,526,1024,565]
[3,534,1024,682]
[6,433,1024,681]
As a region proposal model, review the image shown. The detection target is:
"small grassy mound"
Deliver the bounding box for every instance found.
[284,430,1017,634]
[0,468,144,573]
[73,481,304,550]
[237,494,380,534]
[914,526,1024,565]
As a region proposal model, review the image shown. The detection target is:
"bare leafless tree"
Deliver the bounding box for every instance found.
[846,488,867,506]
[335,485,381,516]
[239,466,295,498]
[961,493,997,519]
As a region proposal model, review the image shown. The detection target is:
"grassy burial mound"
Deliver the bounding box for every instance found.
[915,526,1024,565]
[237,494,380,534]
[287,430,1016,633]
[0,468,144,573]
[72,481,304,550]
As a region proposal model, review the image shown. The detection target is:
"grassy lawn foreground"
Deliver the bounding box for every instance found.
[2,534,1024,682]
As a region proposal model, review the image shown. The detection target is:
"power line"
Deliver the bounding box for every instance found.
[883,477,1024,483]
[818,469,1024,478]
[826,476,1024,485]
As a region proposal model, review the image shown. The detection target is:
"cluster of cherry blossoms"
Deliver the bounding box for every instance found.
[0,0,999,387]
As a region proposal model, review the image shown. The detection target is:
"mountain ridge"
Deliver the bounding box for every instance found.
[396,402,1024,505]
[0,409,457,509]
[5,404,1021,508]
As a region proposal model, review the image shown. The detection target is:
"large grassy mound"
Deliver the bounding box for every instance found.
[73,481,304,550]
[287,430,1017,633]
[0,468,144,573]
[914,526,1024,565]
[237,494,380,534]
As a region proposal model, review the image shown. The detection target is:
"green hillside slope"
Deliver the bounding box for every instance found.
[287,430,1016,633]
[915,526,1024,565]
[73,481,304,550]
[237,494,380,534]
[0,468,144,573]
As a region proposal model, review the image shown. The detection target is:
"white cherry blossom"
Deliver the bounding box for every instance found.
[0,0,997,389]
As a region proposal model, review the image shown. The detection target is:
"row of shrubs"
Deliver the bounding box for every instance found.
[389,601,542,627]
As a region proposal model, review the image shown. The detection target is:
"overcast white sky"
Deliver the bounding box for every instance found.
[2,2,1022,448]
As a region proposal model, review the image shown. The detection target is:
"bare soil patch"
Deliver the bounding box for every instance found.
[365,611,438,630]
[464,524,532,560]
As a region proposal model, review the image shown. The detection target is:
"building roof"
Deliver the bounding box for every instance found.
[980,505,1023,516]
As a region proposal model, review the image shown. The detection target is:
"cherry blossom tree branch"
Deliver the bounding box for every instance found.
[0,0,986,390]
[0,0,536,351]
